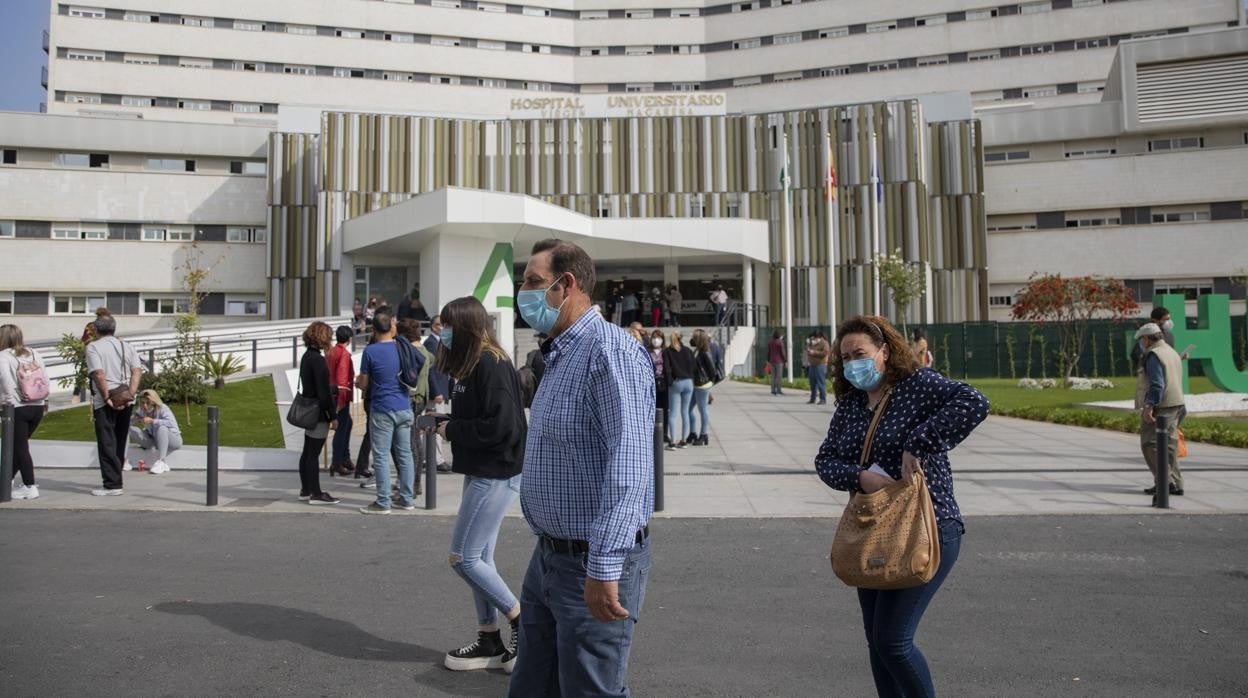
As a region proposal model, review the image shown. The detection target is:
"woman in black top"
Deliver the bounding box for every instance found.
[296,321,339,504]
[663,330,697,449]
[433,297,527,674]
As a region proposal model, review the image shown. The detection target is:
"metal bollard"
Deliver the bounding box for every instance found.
[653,408,665,512]
[1153,413,1169,509]
[0,403,15,503]
[206,405,219,506]
[292,336,298,367]
[416,413,439,509]
[251,339,258,374]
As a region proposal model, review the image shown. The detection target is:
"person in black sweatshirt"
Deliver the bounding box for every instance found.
[433,296,527,674]
[662,330,697,449]
[296,321,339,504]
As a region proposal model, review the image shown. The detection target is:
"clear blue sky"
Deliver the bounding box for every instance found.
[0,0,49,113]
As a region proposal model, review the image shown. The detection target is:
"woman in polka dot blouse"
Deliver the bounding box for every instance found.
[814,315,989,698]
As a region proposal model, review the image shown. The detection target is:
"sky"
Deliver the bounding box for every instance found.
[0,0,49,113]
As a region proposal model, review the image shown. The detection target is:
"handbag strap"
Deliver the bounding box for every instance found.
[858,388,893,467]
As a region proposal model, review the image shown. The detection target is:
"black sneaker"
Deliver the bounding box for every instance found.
[444,631,506,671]
[308,492,339,505]
[502,617,519,674]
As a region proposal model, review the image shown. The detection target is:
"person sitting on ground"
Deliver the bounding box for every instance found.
[128,389,182,474]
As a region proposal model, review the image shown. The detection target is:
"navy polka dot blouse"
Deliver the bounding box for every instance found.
[814,368,990,525]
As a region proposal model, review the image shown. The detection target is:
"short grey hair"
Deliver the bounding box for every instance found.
[94,315,117,336]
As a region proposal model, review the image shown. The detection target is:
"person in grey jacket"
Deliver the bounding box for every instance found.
[0,324,48,500]
[128,389,182,474]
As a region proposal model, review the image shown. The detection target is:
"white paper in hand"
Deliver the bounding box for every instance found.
[867,464,895,480]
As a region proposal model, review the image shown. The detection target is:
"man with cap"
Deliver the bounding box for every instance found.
[1134,322,1186,497]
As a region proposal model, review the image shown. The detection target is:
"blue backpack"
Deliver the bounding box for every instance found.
[394,336,427,397]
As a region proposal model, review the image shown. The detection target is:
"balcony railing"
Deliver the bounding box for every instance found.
[39,102,47,113]
[42,29,49,53]
[40,66,48,88]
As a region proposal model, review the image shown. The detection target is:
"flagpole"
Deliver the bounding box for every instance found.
[870,129,882,317]
[782,130,795,384]
[823,133,836,342]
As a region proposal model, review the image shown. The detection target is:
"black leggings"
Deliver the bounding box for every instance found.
[12,405,44,487]
[299,434,326,496]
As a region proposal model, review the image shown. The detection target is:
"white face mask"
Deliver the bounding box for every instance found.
[1163,319,1174,331]
[651,338,662,348]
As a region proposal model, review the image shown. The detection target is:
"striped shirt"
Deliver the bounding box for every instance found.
[520,307,656,581]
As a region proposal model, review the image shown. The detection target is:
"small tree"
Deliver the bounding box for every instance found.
[1233,268,1248,370]
[54,334,88,392]
[1004,328,1018,380]
[874,249,927,336]
[1011,274,1139,381]
[152,242,217,421]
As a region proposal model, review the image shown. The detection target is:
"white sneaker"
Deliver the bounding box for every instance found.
[123,459,133,471]
[21,484,39,500]
[150,460,170,474]
[12,484,31,499]
[91,488,124,496]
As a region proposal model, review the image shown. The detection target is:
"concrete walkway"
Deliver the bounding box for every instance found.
[9,380,1247,517]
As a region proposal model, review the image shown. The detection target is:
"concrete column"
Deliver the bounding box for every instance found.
[419,234,515,357]
[663,262,679,289]
[742,258,754,327]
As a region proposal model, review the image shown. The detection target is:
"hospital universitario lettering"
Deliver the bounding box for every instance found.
[507,93,728,118]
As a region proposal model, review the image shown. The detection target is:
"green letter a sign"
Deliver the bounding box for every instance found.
[1157,293,1248,393]
[473,243,514,310]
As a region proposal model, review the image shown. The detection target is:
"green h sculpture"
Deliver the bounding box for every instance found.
[1155,293,1248,394]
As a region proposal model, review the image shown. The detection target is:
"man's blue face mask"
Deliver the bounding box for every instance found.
[517,276,566,335]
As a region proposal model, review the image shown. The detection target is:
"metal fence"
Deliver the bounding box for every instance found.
[754,315,1248,380]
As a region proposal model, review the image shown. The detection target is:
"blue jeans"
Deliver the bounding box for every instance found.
[857,519,964,698]
[809,364,828,402]
[509,537,652,697]
[369,409,414,508]
[331,404,353,464]
[667,378,693,440]
[688,386,711,436]
[450,475,522,626]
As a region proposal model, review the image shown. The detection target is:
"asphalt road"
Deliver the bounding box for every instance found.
[1,511,1246,697]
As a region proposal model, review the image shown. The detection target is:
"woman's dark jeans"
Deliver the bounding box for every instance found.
[857,518,964,698]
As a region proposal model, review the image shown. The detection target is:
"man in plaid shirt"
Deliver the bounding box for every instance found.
[509,239,655,697]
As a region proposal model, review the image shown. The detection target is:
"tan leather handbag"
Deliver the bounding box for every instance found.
[830,391,941,590]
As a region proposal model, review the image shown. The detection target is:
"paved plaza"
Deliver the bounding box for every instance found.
[3,379,1248,696]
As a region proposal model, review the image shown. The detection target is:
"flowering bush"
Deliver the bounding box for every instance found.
[1011,274,1138,380]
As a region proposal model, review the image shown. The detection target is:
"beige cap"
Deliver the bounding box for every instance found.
[1134,322,1162,339]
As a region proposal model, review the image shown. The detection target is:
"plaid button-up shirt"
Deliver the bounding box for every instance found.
[520,308,656,581]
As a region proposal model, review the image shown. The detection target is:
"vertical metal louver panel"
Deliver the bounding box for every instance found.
[1136,54,1248,122]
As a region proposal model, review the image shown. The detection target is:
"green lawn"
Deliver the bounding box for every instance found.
[34,376,285,448]
[733,374,1248,448]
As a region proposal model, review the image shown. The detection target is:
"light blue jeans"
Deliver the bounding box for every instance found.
[450,474,522,626]
[688,386,711,436]
[667,378,694,441]
[369,409,414,508]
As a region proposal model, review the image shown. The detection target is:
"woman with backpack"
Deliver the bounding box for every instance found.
[0,324,50,500]
[432,296,526,674]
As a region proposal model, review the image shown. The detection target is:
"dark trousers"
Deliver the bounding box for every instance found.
[93,404,133,490]
[13,405,45,487]
[299,434,326,496]
[332,404,353,464]
[857,519,964,698]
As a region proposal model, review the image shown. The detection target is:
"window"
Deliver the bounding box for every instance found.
[58,152,108,168]
[142,296,190,315]
[145,158,196,172]
[234,20,264,32]
[333,68,365,78]
[967,8,999,20]
[287,24,317,35]
[52,225,80,239]
[733,38,761,50]
[67,50,105,61]
[123,53,159,65]
[1021,1,1051,14]
[1021,43,1055,55]
[178,100,211,110]
[80,226,107,240]
[235,62,262,72]
[774,33,802,45]
[336,29,364,39]
[1023,86,1058,98]
[68,6,105,18]
[179,57,212,69]
[229,160,266,176]
[480,78,506,88]
[985,151,1031,162]
[580,47,603,56]
[431,75,458,85]
[1151,211,1210,223]
[386,32,414,42]
[2,149,16,164]
[773,72,802,83]
[226,298,267,316]
[0,220,13,238]
[227,227,265,243]
[1149,137,1204,152]
[431,36,461,47]
[672,82,701,91]
[673,8,700,17]
[284,65,315,75]
[1064,147,1116,159]
[625,83,653,93]
[674,45,699,55]
[53,295,107,314]
[732,76,762,87]
[522,7,550,17]
[625,9,653,18]
[1077,81,1105,94]
[1153,280,1213,301]
[477,40,505,51]
[383,71,414,81]
[65,93,102,104]
[625,46,655,56]
[232,103,262,113]
[123,12,156,22]
[820,27,849,38]
[142,227,166,241]
[1065,217,1120,228]
[166,228,192,241]
[524,44,551,54]
[0,292,11,315]
[432,0,461,7]
[969,49,1001,62]
[477,1,505,11]
[820,66,849,77]
[181,16,212,27]
[866,22,897,33]
[1073,0,1106,6]
[989,295,1014,307]
[580,10,607,19]
[1075,38,1111,50]
[916,14,945,26]
[524,81,551,91]
[868,61,899,72]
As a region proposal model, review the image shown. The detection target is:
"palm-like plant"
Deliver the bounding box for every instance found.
[200,351,246,389]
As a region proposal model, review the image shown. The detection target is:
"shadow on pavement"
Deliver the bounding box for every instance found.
[155,601,441,664]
